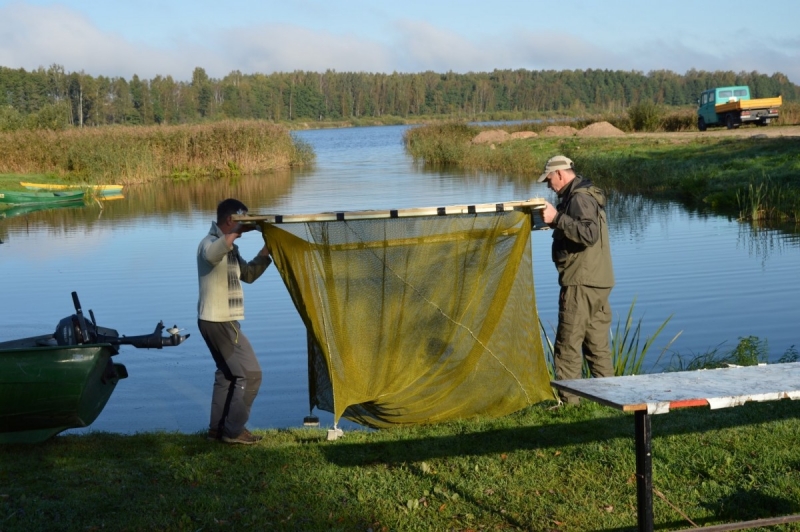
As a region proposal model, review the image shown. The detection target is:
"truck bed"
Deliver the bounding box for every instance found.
[715,96,782,113]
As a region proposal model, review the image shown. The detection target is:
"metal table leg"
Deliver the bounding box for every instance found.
[635,410,654,532]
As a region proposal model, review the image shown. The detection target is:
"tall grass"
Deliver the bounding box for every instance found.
[627,101,664,132]
[403,121,542,173]
[402,121,476,165]
[0,120,314,184]
[667,337,799,371]
[540,299,680,379]
[610,297,681,375]
[585,105,696,133]
[736,175,800,222]
[777,100,800,126]
[658,107,697,132]
[406,123,800,223]
[667,336,771,371]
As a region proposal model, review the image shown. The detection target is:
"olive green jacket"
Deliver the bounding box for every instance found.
[550,175,615,288]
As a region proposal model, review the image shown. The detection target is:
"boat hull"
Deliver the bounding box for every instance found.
[0,202,84,219]
[0,190,85,207]
[0,340,127,444]
[20,182,123,195]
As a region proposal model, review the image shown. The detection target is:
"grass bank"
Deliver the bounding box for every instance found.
[404,123,800,223]
[0,120,314,186]
[2,400,798,531]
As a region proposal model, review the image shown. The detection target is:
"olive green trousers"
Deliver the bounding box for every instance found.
[553,285,614,404]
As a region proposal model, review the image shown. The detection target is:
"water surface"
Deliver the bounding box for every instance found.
[1,124,798,435]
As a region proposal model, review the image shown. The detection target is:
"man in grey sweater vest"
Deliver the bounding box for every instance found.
[197,198,272,444]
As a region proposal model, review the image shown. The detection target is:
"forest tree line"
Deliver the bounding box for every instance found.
[1,64,797,130]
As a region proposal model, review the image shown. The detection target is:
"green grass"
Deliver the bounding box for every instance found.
[0,173,58,191]
[404,124,800,223]
[2,400,799,531]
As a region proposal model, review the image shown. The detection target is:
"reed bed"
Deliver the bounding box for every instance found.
[405,123,800,224]
[777,101,800,126]
[403,122,541,175]
[736,177,800,223]
[0,120,314,184]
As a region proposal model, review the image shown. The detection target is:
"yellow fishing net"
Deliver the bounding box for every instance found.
[259,209,554,429]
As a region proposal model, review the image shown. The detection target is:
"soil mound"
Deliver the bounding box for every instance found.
[577,121,625,137]
[510,131,538,139]
[471,130,510,144]
[540,125,578,136]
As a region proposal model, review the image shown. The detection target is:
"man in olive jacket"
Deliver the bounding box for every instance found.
[539,155,615,404]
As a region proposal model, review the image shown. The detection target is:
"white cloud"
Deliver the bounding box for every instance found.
[625,37,800,81]
[215,24,393,74]
[0,3,797,83]
[0,3,191,78]
[390,19,491,72]
[509,30,620,72]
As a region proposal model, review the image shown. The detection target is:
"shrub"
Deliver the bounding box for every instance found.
[26,102,70,131]
[777,101,800,126]
[660,109,696,132]
[627,101,663,132]
[0,105,25,132]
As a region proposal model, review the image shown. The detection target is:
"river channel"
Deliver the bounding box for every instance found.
[1,124,798,435]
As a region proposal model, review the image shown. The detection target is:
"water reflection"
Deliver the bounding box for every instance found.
[0,170,296,236]
[737,222,800,266]
[2,125,800,436]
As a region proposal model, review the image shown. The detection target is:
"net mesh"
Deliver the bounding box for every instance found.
[260,210,554,429]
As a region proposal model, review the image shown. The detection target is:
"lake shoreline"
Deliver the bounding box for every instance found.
[0,120,314,188]
[404,123,800,224]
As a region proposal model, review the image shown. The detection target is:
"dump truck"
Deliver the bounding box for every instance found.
[697,86,782,130]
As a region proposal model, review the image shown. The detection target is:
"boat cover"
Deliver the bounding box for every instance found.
[260,209,554,428]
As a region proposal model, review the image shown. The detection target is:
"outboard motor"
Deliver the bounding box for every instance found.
[52,292,189,349]
[54,314,96,346]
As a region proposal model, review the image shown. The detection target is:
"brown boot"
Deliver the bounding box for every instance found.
[222,428,262,445]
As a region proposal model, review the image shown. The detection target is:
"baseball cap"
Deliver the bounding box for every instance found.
[537,155,574,182]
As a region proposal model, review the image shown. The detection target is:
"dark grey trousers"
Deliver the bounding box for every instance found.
[198,320,262,438]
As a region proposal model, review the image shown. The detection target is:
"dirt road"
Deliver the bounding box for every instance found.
[628,124,800,140]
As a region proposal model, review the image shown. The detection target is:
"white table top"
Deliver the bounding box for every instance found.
[551,362,800,414]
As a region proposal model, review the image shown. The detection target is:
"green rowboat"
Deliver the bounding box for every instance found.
[0,190,85,207]
[0,292,190,444]
[0,340,128,444]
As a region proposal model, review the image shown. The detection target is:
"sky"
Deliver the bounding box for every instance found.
[1,0,799,84]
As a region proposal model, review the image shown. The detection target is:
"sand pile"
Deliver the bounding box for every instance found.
[540,125,578,136]
[577,121,625,137]
[510,131,538,139]
[471,130,510,144]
